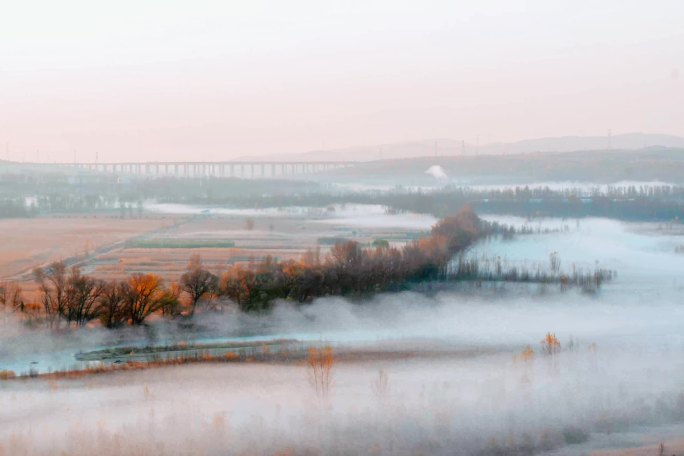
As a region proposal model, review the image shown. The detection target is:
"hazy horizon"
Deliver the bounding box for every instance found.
[1,0,683,162]
[4,6,684,454]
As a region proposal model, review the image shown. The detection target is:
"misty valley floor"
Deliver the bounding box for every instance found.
[2,215,684,455]
[3,338,684,456]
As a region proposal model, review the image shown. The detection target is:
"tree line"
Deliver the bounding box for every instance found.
[163,184,684,222]
[3,168,684,222]
[0,207,487,328]
[450,253,615,293]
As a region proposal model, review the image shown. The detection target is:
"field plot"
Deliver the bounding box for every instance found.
[0,216,177,279]
[1,207,432,290]
[89,246,304,282]
[85,208,430,281]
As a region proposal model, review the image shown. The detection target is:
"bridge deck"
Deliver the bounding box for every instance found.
[51,161,357,178]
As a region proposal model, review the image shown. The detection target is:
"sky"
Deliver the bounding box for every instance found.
[0,0,682,162]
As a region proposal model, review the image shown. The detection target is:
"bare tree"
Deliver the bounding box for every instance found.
[159,282,182,317]
[550,251,561,274]
[64,267,105,327]
[0,281,24,312]
[33,261,68,328]
[180,254,218,316]
[372,369,390,399]
[98,280,128,328]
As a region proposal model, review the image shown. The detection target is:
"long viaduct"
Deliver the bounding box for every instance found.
[55,161,356,178]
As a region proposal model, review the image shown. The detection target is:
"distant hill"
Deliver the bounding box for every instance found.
[476,133,684,156]
[240,133,684,162]
[318,147,684,185]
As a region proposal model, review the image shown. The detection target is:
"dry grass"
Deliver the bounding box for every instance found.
[0,370,16,380]
[307,346,335,398]
[371,369,390,398]
[0,216,175,278]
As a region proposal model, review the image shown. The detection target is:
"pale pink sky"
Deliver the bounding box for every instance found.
[1,0,682,162]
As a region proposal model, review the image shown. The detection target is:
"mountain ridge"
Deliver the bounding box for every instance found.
[237,133,684,162]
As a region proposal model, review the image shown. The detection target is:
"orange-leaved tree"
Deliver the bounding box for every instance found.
[126,273,165,325]
[541,332,561,355]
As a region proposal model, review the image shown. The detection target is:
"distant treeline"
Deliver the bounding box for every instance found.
[393,185,684,221]
[0,174,318,218]
[0,199,35,218]
[213,185,684,221]
[2,168,684,221]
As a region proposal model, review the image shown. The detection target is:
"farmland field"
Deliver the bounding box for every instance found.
[0,216,178,279]
[4,205,433,293]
